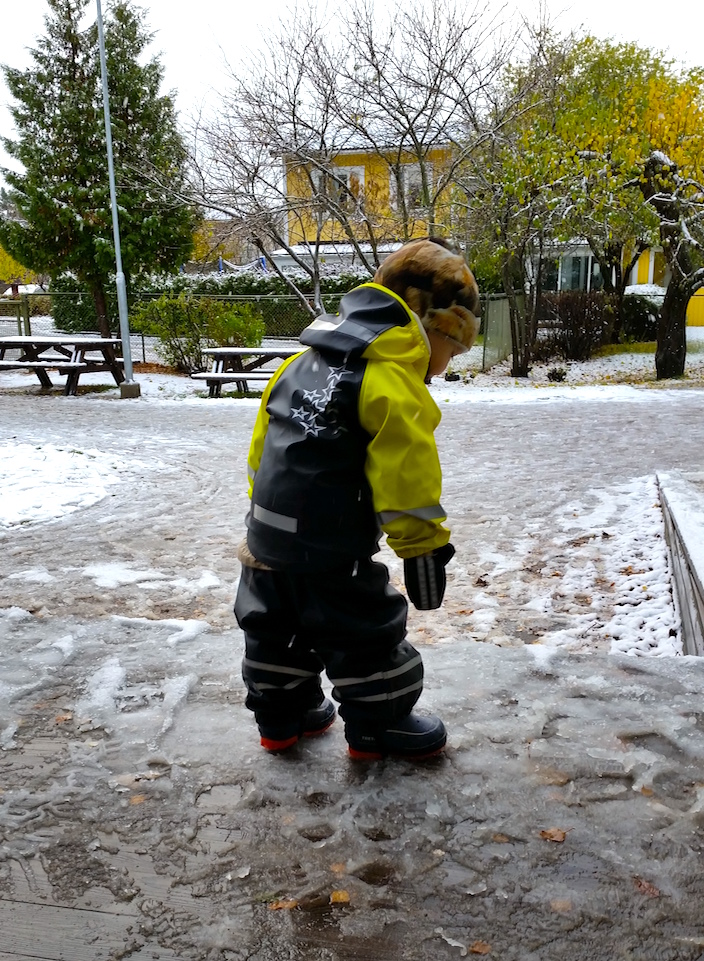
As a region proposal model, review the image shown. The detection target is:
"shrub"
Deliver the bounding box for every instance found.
[130,294,265,373]
[547,366,567,382]
[540,291,617,361]
[621,294,659,342]
[137,271,360,338]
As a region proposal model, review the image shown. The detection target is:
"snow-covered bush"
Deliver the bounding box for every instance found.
[622,289,661,342]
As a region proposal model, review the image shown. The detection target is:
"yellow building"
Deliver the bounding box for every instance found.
[285,147,453,247]
[629,247,704,326]
[547,242,704,327]
[190,220,257,270]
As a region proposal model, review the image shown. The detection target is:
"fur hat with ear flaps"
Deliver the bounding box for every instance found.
[373,237,480,352]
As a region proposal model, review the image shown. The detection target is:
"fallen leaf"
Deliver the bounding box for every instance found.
[330,862,347,874]
[456,609,474,615]
[55,713,73,724]
[640,786,654,796]
[570,535,591,547]
[469,941,491,954]
[268,898,298,910]
[298,894,329,910]
[129,794,147,805]
[633,877,660,898]
[536,768,570,786]
[551,570,562,577]
[550,899,573,913]
[491,833,511,843]
[539,828,567,842]
[330,890,350,904]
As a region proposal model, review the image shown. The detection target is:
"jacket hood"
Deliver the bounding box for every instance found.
[300,283,430,376]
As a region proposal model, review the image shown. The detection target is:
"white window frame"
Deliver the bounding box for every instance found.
[389,162,433,212]
[311,165,365,212]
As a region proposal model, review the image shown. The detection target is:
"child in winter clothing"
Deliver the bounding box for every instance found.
[234,237,480,759]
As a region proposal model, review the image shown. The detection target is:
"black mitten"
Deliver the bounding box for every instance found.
[403,543,456,610]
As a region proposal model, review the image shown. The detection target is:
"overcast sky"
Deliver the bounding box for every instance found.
[1,0,701,188]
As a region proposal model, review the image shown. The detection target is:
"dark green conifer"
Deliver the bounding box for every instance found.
[1,0,197,335]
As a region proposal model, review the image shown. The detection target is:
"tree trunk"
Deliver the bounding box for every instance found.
[90,283,112,339]
[656,280,688,379]
[502,255,530,377]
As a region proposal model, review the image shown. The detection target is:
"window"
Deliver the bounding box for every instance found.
[390,163,432,211]
[543,258,559,292]
[312,166,364,213]
[559,254,590,291]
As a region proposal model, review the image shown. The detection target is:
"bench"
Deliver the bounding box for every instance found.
[193,346,301,398]
[191,370,274,397]
[0,335,125,394]
[0,360,88,371]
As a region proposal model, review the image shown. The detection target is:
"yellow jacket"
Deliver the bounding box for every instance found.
[245,283,450,569]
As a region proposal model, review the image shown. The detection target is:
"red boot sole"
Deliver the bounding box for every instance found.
[260,734,299,751]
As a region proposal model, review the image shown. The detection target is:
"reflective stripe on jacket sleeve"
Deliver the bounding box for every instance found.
[358,359,451,558]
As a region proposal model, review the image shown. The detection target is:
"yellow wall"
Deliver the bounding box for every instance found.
[687,289,704,326]
[630,248,702,325]
[286,148,452,246]
[635,250,650,285]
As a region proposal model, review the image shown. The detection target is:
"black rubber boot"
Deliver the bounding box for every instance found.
[345,713,447,760]
[258,697,336,752]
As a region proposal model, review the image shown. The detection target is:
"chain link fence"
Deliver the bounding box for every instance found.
[0,290,340,364]
[0,293,160,363]
[1,290,513,371]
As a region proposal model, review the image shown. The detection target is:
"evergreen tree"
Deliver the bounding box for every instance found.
[0,0,198,336]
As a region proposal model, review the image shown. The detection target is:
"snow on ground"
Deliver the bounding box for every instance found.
[0,441,175,527]
[1,326,703,402]
[2,345,704,958]
[3,338,702,659]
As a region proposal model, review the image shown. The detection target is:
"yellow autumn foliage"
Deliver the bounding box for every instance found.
[0,244,37,286]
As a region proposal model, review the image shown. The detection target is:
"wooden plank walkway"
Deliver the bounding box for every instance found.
[658,471,704,655]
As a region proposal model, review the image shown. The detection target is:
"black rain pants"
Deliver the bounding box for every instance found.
[234,557,423,728]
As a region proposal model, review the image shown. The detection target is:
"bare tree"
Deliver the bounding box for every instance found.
[457,24,575,375]
[639,151,704,378]
[187,0,523,316]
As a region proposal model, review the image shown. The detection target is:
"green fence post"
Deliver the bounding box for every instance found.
[20,294,31,336]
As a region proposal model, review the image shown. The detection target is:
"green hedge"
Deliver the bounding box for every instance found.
[48,279,120,333]
[48,271,365,336]
[621,294,660,342]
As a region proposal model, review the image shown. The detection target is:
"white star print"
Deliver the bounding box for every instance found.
[290,364,347,435]
[291,406,324,437]
[301,388,325,407]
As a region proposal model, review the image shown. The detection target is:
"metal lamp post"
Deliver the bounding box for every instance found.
[96,0,140,398]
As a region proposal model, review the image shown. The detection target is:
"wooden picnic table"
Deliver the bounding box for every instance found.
[0,335,125,395]
[191,345,301,397]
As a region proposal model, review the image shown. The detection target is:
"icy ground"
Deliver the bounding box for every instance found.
[1,346,704,959]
